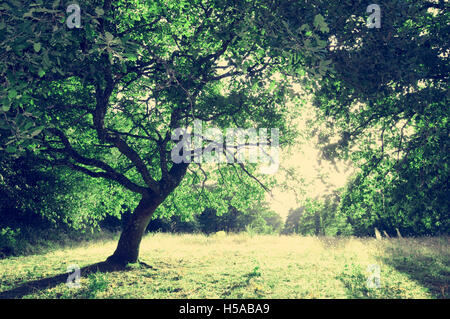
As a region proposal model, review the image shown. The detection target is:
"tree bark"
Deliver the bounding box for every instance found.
[314,212,321,236]
[106,194,162,265]
[105,162,189,265]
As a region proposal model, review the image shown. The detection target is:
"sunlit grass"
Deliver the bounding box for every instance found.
[0,233,448,299]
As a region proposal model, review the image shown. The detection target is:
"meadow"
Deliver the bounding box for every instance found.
[0,233,448,299]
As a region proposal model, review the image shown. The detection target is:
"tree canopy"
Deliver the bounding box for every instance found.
[0,0,448,263]
[1,0,333,263]
[311,0,449,235]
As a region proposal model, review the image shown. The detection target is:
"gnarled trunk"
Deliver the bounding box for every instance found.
[107,195,162,265]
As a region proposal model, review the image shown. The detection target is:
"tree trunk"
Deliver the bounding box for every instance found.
[314,212,321,236]
[106,194,162,265]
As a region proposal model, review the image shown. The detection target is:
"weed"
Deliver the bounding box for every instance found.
[81,273,109,298]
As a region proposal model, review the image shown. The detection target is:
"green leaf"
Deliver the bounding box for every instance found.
[95,7,105,16]
[313,14,329,33]
[23,9,35,18]
[313,14,325,28]
[105,32,114,42]
[2,103,11,112]
[23,121,33,131]
[38,68,45,77]
[5,145,16,153]
[33,42,41,53]
[316,39,327,48]
[29,126,44,137]
[42,50,51,68]
[299,24,309,32]
[269,80,276,91]
[54,68,64,75]
[8,90,17,99]
[124,53,137,61]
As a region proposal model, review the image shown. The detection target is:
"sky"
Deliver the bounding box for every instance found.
[264,100,354,220]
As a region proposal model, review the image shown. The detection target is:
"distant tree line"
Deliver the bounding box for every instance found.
[101,205,284,235]
[1,149,448,258]
[283,190,449,237]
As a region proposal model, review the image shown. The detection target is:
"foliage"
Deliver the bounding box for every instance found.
[0,0,447,258]
[309,0,449,235]
[283,191,349,235]
[145,204,283,234]
[0,227,19,256]
[0,1,331,260]
[83,273,110,298]
[0,151,135,231]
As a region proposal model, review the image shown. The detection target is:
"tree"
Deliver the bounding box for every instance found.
[243,205,283,234]
[1,0,329,264]
[198,208,221,234]
[197,205,282,234]
[0,0,82,152]
[309,0,449,235]
[0,151,127,232]
[261,210,283,234]
[283,206,304,234]
[283,191,349,236]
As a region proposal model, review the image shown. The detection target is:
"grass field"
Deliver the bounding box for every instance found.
[0,233,448,299]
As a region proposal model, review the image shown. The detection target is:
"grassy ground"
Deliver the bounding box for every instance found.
[0,233,448,299]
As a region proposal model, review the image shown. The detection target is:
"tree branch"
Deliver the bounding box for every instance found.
[45,129,148,194]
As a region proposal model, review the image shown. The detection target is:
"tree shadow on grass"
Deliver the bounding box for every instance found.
[221,267,263,298]
[379,241,449,299]
[0,260,153,299]
[337,263,394,299]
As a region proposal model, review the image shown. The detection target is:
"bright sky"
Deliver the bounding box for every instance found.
[266,144,352,220]
[208,64,353,219]
[265,100,354,220]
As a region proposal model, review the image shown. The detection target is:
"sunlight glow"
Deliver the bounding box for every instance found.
[266,100,353,220]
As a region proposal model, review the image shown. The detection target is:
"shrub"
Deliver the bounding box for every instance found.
[0,227,20,257]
